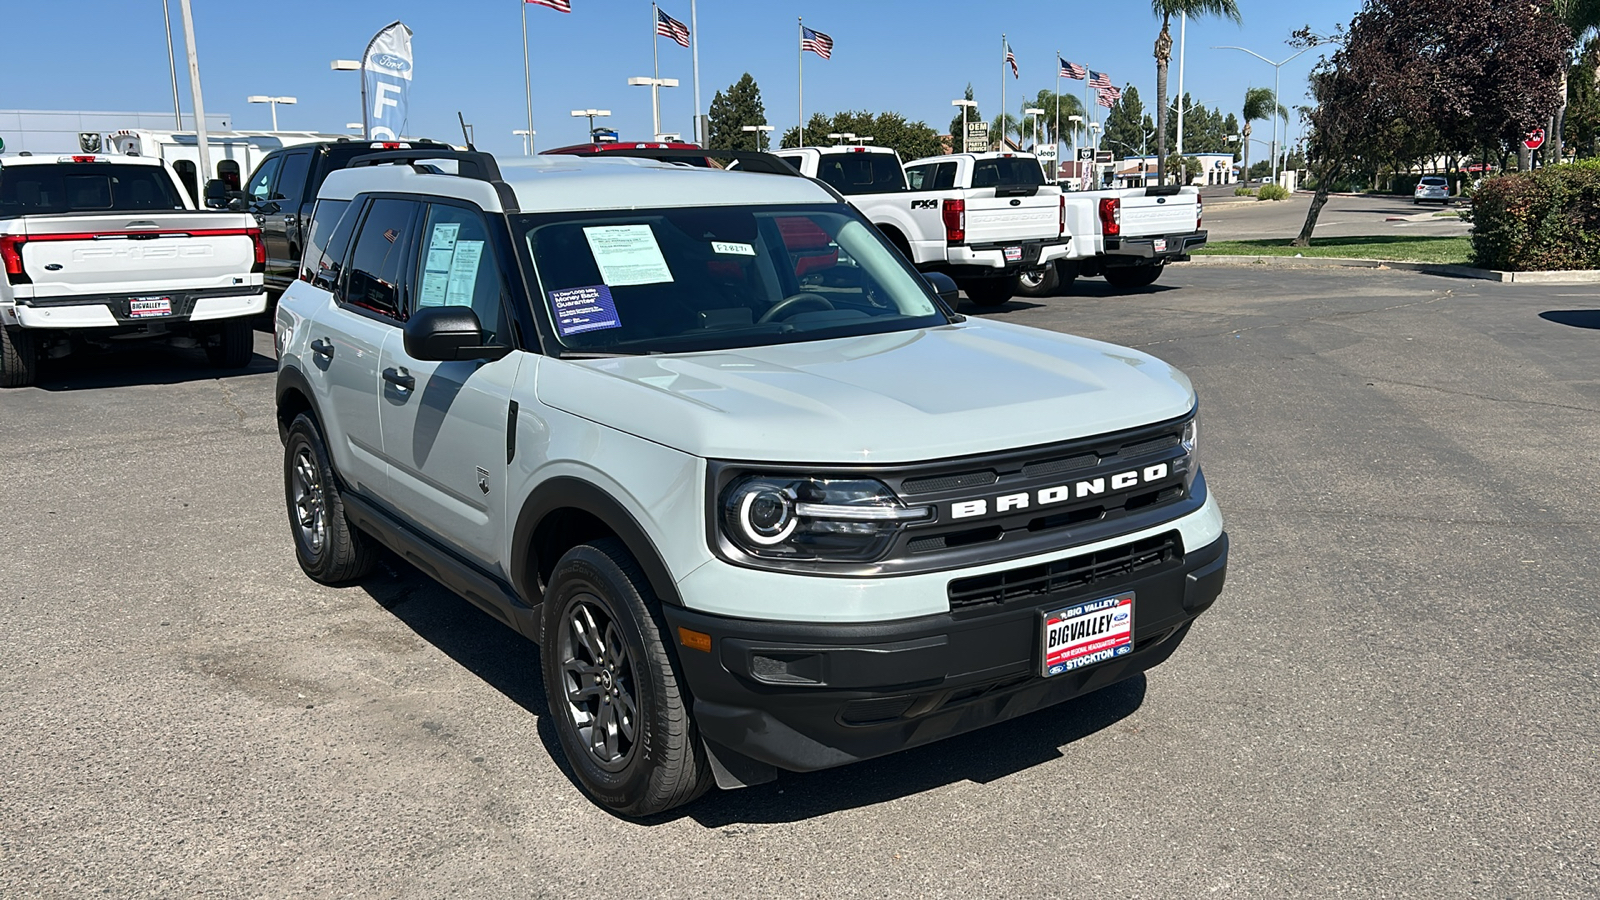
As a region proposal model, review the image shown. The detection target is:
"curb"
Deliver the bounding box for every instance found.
[1186,254,1600,284]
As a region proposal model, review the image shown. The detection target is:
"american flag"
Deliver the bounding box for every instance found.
[1005,42,1018,78]
[656,8,690,48]
[1059,57,1086,80]
[524,0,571,11]
[801,26,833,59]
[1099,84,1123,104]
[1089,70,1112,90]
[1096,91,1115,108]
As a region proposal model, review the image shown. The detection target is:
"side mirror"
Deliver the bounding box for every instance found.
[403,306,510,362]
[203,178,228,202]
[923,271,959,309]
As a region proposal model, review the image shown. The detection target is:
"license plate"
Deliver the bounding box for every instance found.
[128,297,172,318]
[1041,592,1134,676]
[1004,246,1023,262]
[1154,239,1168,253]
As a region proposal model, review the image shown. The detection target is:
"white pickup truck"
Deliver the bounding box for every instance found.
[0,154,266,387]
[1019,185,1207,295]
[777,147,1070,306]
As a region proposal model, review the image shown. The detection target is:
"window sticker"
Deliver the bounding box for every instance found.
[550,285,623,336]
[418,272,450,305]
[582,224,674,286]
[417,222,485,308]
[445,240,484,305]
[711,241,756,256]
[429,222,460,250]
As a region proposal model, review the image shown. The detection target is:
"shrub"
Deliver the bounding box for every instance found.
[1233,185,1257,197]
[1257,183,1290,201]
[1469,160,1600,271]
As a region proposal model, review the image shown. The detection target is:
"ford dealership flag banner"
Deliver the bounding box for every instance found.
[363,21,414,141]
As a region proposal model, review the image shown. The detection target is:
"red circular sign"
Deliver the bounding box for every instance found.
[1524,128,1546,150]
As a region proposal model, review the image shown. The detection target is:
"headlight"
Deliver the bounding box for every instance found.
[1177,414,1200,489]
[720,476,931,562]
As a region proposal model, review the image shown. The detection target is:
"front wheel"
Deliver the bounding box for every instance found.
[542,540,712,817]
[0,326,38,388]
[1103,264,1164,290]
[205,318,255,369]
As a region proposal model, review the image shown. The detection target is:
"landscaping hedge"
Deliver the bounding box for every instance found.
[1469,160,1600,271]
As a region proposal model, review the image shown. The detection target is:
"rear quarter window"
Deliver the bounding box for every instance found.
[300,199,354,287]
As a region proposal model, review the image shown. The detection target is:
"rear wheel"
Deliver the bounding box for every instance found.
[1015,264,1059,297]
[542,539,712,817]
[206,318,255,369]
[961,275,1018,307]
[0,326,38,388]
[283,413,377,584]
[1103,264,1164,290]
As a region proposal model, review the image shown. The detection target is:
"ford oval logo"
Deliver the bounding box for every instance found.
[1157,197,1167,204]
[44,263,64,271]
[372,53,411,74]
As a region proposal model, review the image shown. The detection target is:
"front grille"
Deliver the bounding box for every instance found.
[902,470,998,495]
[947,532,1181,611]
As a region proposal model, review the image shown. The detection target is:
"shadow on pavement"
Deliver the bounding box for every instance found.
[29,342,274,391]
[1539,310,1600,330]
[359,554,1147,826]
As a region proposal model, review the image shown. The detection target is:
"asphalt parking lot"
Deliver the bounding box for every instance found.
[4,265,1598,898]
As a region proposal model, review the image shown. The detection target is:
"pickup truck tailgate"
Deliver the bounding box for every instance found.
[11,213,260,298]
[965,193,1062,244]
[1120,193,1198,237]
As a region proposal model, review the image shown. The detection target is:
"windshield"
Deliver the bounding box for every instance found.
[971,157,1046,189]
[0,163,186,215]
[519,205,947,355]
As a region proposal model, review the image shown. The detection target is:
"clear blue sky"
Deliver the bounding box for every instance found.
[3,0,1361,156]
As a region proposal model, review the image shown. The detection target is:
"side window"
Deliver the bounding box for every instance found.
[340,198,421,320]
[274,150,312,206]
[300,199,353,286]
[906,165,930,191]
[217,159,241,192]
[414,203,510,343]
[244,156,278,201]
[932,163,957,190]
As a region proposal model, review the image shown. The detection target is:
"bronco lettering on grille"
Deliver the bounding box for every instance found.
[948,463,1169,520]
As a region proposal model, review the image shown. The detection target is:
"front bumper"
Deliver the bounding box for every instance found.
[663,531,1227,775]
[1104,230,1208,263]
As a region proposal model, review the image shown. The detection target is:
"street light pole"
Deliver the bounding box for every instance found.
[570,109,612,140]
[247,95,296,131]
[513,129,535,154]
[741,123,774,151]
[521,1,535,156]
[952,98,976,152]
[161,1,183,129]
[176,0,210,182]
[1213,44,1310,186]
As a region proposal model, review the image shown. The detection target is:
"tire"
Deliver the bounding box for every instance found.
[0,326,38,388]
[283,413,378,584]
[1015,264,1059,298]
[962,275,1017,307]
[1103,264,1164,290]
[542,539,712,817]
[206,318,255,369]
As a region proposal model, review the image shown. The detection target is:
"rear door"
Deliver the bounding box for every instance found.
[962,156,1061,244]
[1,161,257,298]
[377,201,524,572]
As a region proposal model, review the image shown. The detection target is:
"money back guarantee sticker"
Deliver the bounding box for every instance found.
[549,285,622,337]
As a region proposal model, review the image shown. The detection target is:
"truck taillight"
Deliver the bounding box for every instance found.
[248,228,266,272]
[942,198,966,244]
[1196,200,1202,230]
[0,235,29,284]
[1098,197,1121,237]
[1059,194,1066,236]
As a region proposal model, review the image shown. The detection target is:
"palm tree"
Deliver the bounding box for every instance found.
[990,112,1022,149]
[1029,88,1085,146]
[1240,87,1288,183]
[1152,0,1242,183]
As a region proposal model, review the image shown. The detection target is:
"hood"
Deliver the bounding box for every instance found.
[537,318,1195,464]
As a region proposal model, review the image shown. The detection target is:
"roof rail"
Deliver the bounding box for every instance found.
[597,147,802,177]
[346,148,518,212]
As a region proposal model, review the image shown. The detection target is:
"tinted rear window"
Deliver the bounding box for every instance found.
[1419,177,1447,186]
[0,163,185,215]
[970,157,1047,189]
[813,153,906,195]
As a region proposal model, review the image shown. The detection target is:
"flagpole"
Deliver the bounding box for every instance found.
[1054,53,1061,180]
[651,2,662,139]
[999,34,1006,150]
[521,1,535,155]
[690,0,702,144]
[797,18,804,148]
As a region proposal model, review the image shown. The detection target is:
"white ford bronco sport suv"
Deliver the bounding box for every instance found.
[275,147,1228,817]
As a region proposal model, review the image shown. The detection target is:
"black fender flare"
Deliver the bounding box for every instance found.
[275,364,326,444]
[511,476,686,609]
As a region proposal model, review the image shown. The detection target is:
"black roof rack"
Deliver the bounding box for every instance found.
[595,147,802,177]
[346,148,519,212]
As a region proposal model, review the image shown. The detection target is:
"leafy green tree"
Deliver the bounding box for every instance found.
[1027,88,1084,145]
[1223,112,1241,159]
[990,112,1022,147]
[948,83,982,148]
[707,74,768,150]
[1152,0,1242,182]
[780,110,945,161]
[1547,0,1600,157]
[1103,85,1150,156]
[1241,87,1288,183]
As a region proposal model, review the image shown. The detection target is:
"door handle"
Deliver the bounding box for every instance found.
[309,338,334,359]
[383,367,415,391]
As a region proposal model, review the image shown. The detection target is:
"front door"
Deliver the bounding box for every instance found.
[377,201,524,574]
